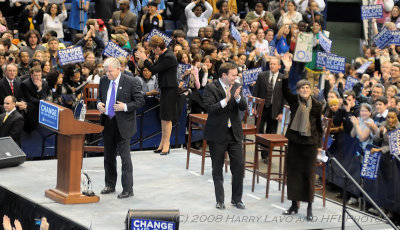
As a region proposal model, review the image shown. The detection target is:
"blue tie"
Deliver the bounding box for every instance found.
[108,81,116,118]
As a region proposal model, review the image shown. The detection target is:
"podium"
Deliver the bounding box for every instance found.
[39,101,104,204]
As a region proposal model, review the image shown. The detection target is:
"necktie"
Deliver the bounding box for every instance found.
[265,74,274,108]
[28,18,34,30]
[108,81,116,118]
[225,86,232,128]
[10,81,14,95]
[3,113,9,123]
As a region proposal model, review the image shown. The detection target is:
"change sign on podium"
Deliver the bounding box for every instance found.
[39,100,60,131]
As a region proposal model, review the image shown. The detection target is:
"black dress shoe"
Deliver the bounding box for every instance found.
[153,149,162,154]
[100,187,115,194]
[117,191,134,199]
[282,205,298,215]
[216,202,225,210]
[231,200,246,209]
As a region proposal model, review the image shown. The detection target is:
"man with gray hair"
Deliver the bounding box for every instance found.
[97,57,144,199]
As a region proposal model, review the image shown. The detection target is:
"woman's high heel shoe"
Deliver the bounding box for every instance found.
[160,146,170,155]
[306,207,313,221]
[282,205,298,215]
[153,148,162,154]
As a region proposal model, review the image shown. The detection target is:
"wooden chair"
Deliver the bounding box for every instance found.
[252,105,290,202]
[186,114,209,175]
[82,83,101,121]
[315,117,332,207]
[82,83,103,153]
[224,96,265,172]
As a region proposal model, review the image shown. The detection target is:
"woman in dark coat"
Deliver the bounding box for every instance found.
[135,35,178,155]
[281,54,323,221]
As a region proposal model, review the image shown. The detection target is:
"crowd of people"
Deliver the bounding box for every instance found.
[0,0,400,226]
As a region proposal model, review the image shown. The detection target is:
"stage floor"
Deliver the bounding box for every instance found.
[0,149,391,230]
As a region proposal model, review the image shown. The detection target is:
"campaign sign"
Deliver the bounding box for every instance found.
[242,67,262,86]
[390,30,400,45]
[242,85,252,98]
[231,23,241,46]
[373,28,394,49]
[39,100,59,131]
[319,32,332,53]
[344,76,360,91]
[316,52,346,73]
[130,218,176,230]
[388,128,400,156]
[361,4,383,20]
[57,47,84,66]
[177,63,191,88]
[356,61,372,74]
[103,41,129,58]
[293,32,313,62]
[146,29,173,46]
[360,144,381,180]
[269,40,276,56]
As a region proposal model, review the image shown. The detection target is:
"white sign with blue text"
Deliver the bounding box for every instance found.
[58,47,85,66]
[388,128,400,156]
[316,52,346,73]
[231,23,241,46]
[39,100,59,131]
[242,67,262,86]
[293,32,313,62]
[146,29,173,46]
[360,144,381,180]
[103,41,129,58]
[361,4,383,20]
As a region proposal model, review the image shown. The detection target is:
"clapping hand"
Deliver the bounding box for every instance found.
[234,86,242,100]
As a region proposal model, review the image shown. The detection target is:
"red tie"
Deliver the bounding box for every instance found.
[10,81,14,94]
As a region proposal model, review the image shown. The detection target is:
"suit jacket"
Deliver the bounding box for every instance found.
[203,79,247,142]
[97,74,145,139]
[17,7,44,36]
[253,71,285,118]
[0,77,25,112]
[144,50,178,88]
[110,10,137,47]
[0,110,24,146]
[282,78,323,146]
[21,77,48,131]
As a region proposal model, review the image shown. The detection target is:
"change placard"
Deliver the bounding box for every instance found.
[293,32,313,62]
[242,67,262,86]
[177,63,192,89]
[361,4,383,20]
[344,76,360,91]
[242,85,252,98]
[57,47,85,66]
[316,52,346,73]
[319,32,332,53]
[102,41,129,58]
[374,28,394,49]
[231,23,241,46]
[390,30,400,45]
[360,144,381,180]
[388,128,400,156]
[146,29,173,46]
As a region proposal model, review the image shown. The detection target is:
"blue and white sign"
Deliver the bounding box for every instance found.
[39,100,59,131]
[130,218,176,230]
[388,128,400,156]
[374,28,394,49]
[242,85,252,98]
[316,52,346,73]
[319,32,332,53]
[356,61,372,74]
[177,63,192,89]
[146,29,173,46]
[344,76,360,91]
[231,23,241,46]
[242,67,262,86]
[57,47,84,66]
[269,40,276,56]
[102,41,129,58]
[390,30,400,45]
[360,144,381,180]
[293,32,313,62]
[361,4,383,20]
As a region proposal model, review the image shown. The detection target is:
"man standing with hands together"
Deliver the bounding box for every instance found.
[203,62,247,210]
[97,57,144,199]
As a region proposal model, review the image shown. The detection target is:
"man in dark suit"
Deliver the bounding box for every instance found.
[203,62,247,210]
[109,0,137,47]
[21,66,48,131]
[0,64,27,113]
[0,96,24,146]
[253,57,285,162]
[97,57,144,199]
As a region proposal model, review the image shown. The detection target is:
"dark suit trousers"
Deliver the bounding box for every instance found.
[103,116,133,192]
[259,106,278,159]
[208,128,244,203]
